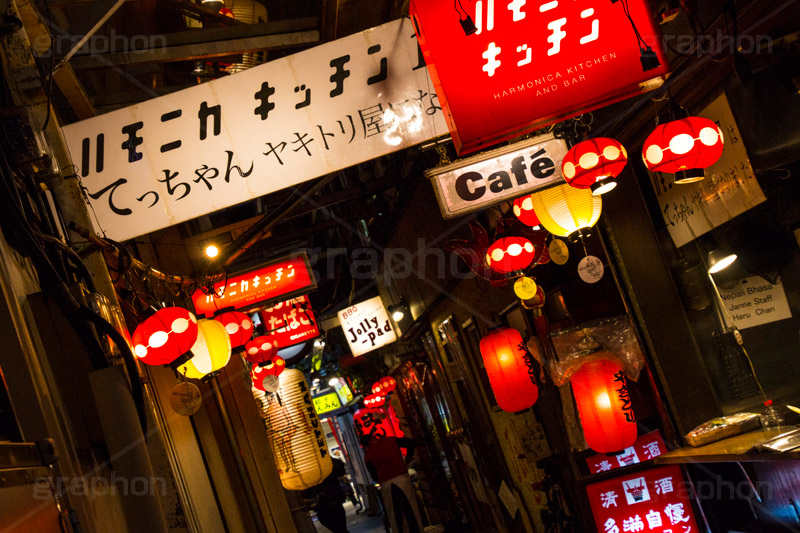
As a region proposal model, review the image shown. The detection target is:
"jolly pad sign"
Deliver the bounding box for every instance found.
[337,296,397,356]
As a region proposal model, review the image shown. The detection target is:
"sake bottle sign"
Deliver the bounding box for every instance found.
[337,296,397,356]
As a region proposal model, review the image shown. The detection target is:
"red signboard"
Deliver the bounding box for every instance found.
[192,254,316,317]
[410,0,670,154]
[586,465,700,533]
[259,295,320,348]
[586,431,669,475]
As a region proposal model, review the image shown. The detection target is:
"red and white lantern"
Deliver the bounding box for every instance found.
[562,138,628,195]
[214,310,253,348]
[486,237,536,274]
[132,307,198,365]
[244,335,280,365]
[642,117,724,183]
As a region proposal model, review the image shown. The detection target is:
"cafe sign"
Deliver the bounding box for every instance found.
[426,134,567,219]
[337,296,397,357]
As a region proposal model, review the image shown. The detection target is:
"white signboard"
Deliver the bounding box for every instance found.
[337,296,396,356]
[649,92,766,248]
[426,134,568,219]
[62,19,447,241]
[717,275,792,330]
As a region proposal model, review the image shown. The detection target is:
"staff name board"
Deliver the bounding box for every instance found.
[717,275,792,330]
[337,295,397,356]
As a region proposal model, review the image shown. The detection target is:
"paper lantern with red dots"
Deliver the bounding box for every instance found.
[479,327,538,413]
[642,117,724,183]
[570,356,638,453]
[562,138,628,195]
[379,376,396,393]
[486,237,536,274]
[251,357,286,391]
[512,195,541,228]
[132,307,198,365]
[244,335,280,365]
[214,310,253,348]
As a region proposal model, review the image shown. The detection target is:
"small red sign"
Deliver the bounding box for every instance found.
[586,431,668,475]
[586,465,700,533]
[192,254,316,317]
[259,295,320,348]
[410,0,670,154]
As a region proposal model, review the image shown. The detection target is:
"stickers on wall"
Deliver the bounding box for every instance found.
[549,239,570,265]
[169,382,202,416]
[578,256,604,284]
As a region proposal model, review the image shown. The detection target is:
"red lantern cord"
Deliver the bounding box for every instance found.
[132,307,198,366]
[479,328,538,413]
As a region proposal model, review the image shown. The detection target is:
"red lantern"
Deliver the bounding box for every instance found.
[371,382,383,395]
[364,394,385,408]
[512,195,541,228]
[562,138,628,195]
[214,310,253,348]
[479,328,538,413]
[251,356,286,391]
[379,376,396,393]
[244,335,279,364]
[486,237,535,274]
[642,117,724,183]
[570,356,637,453]
[132,307,198,365]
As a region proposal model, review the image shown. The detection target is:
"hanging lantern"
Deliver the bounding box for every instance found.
[176,319,231,380]
[251,356,286,391]
[479,328,538,413]
[642,117,724,183]
[570,356,637,454]
[364,394,385,408]
[512,195,541,228]
[371,382,383,395]
[244,335,280,365]
[132,307,198,366]
[214,310,253,348]
[528,184,602,243]
[562,138,628,195]
[265,369,332,490]
[486,236,536,273]
[379,376,396,393]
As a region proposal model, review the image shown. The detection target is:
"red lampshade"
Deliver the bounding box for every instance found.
[364,394,385,408]
[562,137,628,195]
[379,376,396,393]
[244,335,280,364]
[486,237,535,274]
[479,328,538,413]
[570,356,637,453]
[512,195,541,228]
[132,307,198,365]
[251,356,286,391]
[214,310,254,348]
[371,382,383,395]
[642,117,724,182]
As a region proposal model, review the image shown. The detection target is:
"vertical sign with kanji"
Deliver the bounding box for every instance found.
[337,295,397,356]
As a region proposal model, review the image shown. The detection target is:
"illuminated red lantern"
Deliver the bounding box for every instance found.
[486,237,535,274]
[512,195,541,228]
[214,310,253,348]
[132,307,198,365]
[642,117,724,183]
[379,376,396,393]
[479,328,538,413]
[562,138,628,195]
[371,382,383,395]
[251,356,286,391]
[244,335,279,365]
[570,356,637,453]
[364,394,385,408]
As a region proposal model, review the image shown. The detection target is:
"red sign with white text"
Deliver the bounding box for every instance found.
[259,295,320,348]
[410,0,670,154]
[192,254,316,317]
[586,431,668,475]
[586,465,699,533]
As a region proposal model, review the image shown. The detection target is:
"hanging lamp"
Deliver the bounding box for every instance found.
[177,318,231,380]
[643,116,724,183]
[244,335,280,365]
[214,310,253,348]
[512,195,541,228]
[486,236,536,274]
[528,184,602,243]
[132,307,198,366]
[479,327,539,413]
[562,137,628,195]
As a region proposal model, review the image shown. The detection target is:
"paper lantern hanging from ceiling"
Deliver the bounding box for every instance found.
[512,195,541,228]
[562,138,628,195]
[364,394,385,408]
[486,236,536,273]
[176,318,231,379]
[251,356,286,391]
[379,376,396,393]
[132,307,198,366]
[371,382,383,395]
[265,369,332,490]
[528,184,602,243]
[479,327,538,413]
[570,356,637,454]
[214,310,253,348]
[244,335,280,365]
[642,117,724,183]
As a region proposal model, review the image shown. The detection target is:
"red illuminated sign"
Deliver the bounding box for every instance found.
[586,431,668,475]
[410,0,670,154]
[586,465,699,533]
[259,295,320,348]
[192,254,316,317]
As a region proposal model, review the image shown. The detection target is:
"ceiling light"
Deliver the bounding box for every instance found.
[205,245,219,258]
[328,377,340,387]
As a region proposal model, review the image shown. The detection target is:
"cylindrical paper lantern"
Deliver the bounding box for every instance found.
[244,335,280,365]
[642,117,724,183]
[486,236,536,273]
[132,307,197,365]
[479,328,538,412]
[570,356,637,453]
[265,369,332,490]
[177,319,231,379]
[214,310,253,348]
[562,137,627,195]
[528,184,602,242]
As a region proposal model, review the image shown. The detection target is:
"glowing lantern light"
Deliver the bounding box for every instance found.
[265,369,332,490]
[214,310,253,348]
[177,319,231,379]
[642,117,724,184]
[364,394,385,408]
[132,307,198,365]
[244,335,280,365]
[528,184,602,243]
[371,382,383,395]
[479,328,538,413]
[486,237,536,273]
[570,356,637,453]
[514,276,538,300]
[512,195,541,228]
[379,376,396,393]
[251,356,286,391]
[562,138,628,195]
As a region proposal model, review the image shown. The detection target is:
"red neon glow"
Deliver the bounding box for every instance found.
[132,307,198,366]
[479,327,538,412]
[259,295,320,349]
